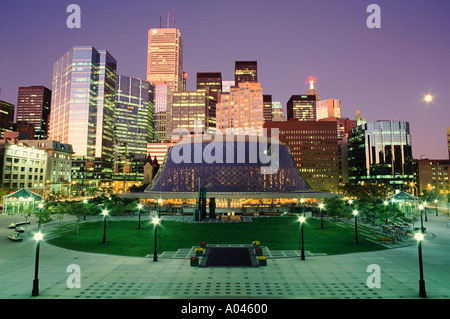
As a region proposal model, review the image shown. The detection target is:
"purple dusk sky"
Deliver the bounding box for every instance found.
[0,0,448,159]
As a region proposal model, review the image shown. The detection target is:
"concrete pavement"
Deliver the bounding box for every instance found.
[0,213,449,300]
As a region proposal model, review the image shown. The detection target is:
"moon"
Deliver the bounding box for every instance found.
[424,94,433,103]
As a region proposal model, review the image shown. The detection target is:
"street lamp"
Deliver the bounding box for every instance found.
[152,216,161,262]
[31,232,44,297]
[434,199,438,216]
[423,201,428,222]
[137,203,143,229]
[418,204,425,233]
[352,210,359,244]
[318,203,324,229]
[414,232,427,298]
[37,203,44,231]
[102,209,108,244]
[83,199,88,220]
[298,216,306,260]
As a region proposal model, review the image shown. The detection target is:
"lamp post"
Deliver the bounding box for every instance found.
[298,216,306,260]
[418,204,425,233]
[152,216,161,262]
[423,201,428,222]
[434,199,438,216]
[83,199,88,220]
[37,203,44,231]
[102,209,108,244]
[318,203,324,229]
[414,232,427,298]
[383,200,389,224]
[137,204,143,229]
[31,232,44,297]
[352,210,359,244]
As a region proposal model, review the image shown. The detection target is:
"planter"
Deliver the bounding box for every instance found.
[258,256,267,266]
[190,257,199,267]
[255,247,262,256]
[252,241,260,249]
[195,247,204,257]
[200,241,207,248]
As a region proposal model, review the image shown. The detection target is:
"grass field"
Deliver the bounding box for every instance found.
[46,216,388,257]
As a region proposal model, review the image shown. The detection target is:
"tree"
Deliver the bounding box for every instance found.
[324,196,351,218]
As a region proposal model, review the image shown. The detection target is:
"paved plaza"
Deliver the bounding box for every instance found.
[0,212,449,300]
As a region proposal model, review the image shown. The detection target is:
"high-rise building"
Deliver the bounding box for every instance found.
[0,101,15,139]
[416,159,450,195]
[306,77,321,101]
[222,81,235,93]
[216,82,264,135]
[152,81,172,142]
[147,28,183,93]
[316,99,341,120]
[286,95,317,121]
[16,86,51,139]
[114,75,154,185]
[171,89,216,136]
[447,127,450,159]
[235,61,257,84]
[263,95,273,122]
[196,72,222,102]
[348,120,414,188]
[271,102,285,121]
[264,120,340,192]
[48,46,117,186]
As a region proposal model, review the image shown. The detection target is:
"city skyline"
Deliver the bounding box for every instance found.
[0,0,448,159]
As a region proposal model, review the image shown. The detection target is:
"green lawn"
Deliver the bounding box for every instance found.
[46,216,388,257]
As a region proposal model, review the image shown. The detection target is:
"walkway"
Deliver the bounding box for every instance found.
[0,213,449,300]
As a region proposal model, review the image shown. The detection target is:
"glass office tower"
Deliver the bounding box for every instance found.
[114,75,154,187]
[286,95,317,121]
[348,120,414,188]
[49,46,117,187]
[235,61,257,84]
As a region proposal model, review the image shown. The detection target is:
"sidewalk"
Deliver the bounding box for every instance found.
[0,213,449,299]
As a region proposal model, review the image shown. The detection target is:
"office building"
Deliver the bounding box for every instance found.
[264,120,340,192]
[16,86,51,139]
[222,81,235,93]
[271,102,285,121]
[235,61,257,84]
[216,82,264,135]
[152,81,172,142]
[316,99,341,120]
[286,95,317,121]
[0,101,15,139]
[171,89,216,136]
[48,46,117,186]
[196,72,222,102]
[114,75,154,185]
[147,28,183,93]
[416,159,450,195]
[263,95,273,122]
[348,120,414,188]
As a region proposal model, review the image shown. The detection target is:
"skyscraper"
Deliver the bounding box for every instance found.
[348,120,414,188]
[171,88,216,136]
[16,86,51,139]
[286,95,317,121]
[216,82,264,135]
[196,72,222,102]
[152,81,172,142]
[316,99,341,120]
[0,100,15,139]
[114,75,154,185]
[147,28,183,93]
[48,46,117,186]
[271,102,285,121]
[234,61,257,84]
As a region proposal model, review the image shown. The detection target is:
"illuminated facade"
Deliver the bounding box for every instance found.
[416,159,450,194]
[48,46,117,186]
[216,82,264,135]
[286,95,317,121]
[271,102,285,121]
[171,89,216,136]
[0,100,15,139]
[348,120,414,188]
[147,28,183,93]
[152,81,172,142]
[114,75,154,185]
[16,86,51,139]
[264,120,340,192]
[196,72,222,102]
[316,99,341,120]
[235,61,257,84]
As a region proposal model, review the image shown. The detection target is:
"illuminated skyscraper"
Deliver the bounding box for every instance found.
[196,72,222,102]
[271,102,285,121]
[114,75,154,185]
[286,95,317,121]
[48,46,117,185]
[152,81,172,142]
[216,82,264,134]
[16,86,51,139]
[316,99,341,120]
[306,77,321,101]
[0,100,15,139]
[147,28,183,93]
[235,61,257,84]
